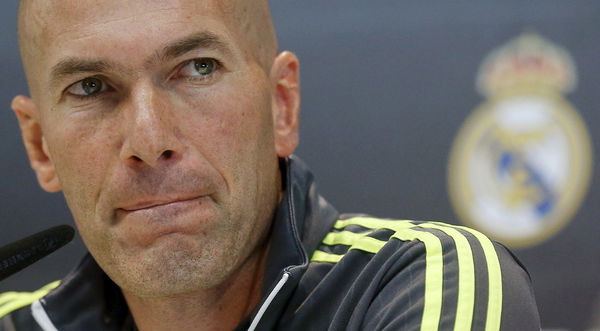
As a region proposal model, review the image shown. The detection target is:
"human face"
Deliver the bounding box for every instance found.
[14,0,300,297]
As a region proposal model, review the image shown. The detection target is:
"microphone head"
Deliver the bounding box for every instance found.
[0,225,75,281]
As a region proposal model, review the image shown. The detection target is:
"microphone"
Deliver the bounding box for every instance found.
[0,225,75,281]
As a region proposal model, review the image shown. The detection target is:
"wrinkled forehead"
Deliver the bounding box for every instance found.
[21,0,236,44]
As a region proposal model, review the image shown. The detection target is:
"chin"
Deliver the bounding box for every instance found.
[109,239,235,298]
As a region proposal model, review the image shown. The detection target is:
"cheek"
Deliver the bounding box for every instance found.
[48,122,114,179]
[45,116,120,259]
[175,75,275,161]
[43,113,121,215]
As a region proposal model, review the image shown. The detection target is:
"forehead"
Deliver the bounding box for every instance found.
[23,0,243,70]
[28,0,237,35]
[31,0,235,29]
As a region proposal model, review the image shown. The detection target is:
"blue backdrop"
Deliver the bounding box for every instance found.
[1,1,598,329]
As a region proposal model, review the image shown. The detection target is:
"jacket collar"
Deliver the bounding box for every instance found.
[261,156,339,291]
[40,156,338,330]
[237,156,339,330]
[42,255,130,330]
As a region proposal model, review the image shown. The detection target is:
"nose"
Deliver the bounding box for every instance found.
[119,83,183,168]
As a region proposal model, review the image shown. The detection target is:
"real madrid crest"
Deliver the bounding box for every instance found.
[448,32,593,248]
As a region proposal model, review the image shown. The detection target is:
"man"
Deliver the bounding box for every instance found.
[0,0,540,330]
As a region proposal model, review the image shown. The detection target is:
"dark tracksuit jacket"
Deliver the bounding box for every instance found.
[0,156,541,330]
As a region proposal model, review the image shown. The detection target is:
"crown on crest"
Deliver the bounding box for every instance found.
[476,32,577,96]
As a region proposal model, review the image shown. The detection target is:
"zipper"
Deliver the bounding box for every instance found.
[247,272,290,331]
[31,300,58,331]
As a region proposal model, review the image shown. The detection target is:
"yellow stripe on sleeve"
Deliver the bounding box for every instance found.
[0,281,60,318]
[0,293,21,306]
[323,230,386,254]
[311,250,343,263]
[335,217,415,231]
[439,224,503,331]
[336,218,444,331]
[391,228,444,331]
[311,230,387,263]
[417,223,475,331]
[322,230,370,246]
[318,217,503,331]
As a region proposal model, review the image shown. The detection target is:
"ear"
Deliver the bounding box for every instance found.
[270,51,300,158]
[12,95,61,192]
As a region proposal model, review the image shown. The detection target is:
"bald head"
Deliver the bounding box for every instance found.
[218,0,278,68]
[17,0,278,99]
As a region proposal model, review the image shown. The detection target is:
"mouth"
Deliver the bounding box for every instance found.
[119,196,205,212]
[114,195,214,246]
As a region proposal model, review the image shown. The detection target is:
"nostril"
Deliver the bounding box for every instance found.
[162,150,174,159]
[131,155,142,162]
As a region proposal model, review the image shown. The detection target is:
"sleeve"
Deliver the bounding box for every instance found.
[359,222,541,331]
[0,316,10,331]
[0,308,45,331]
[1,313,17,331]
[494,243,541,331]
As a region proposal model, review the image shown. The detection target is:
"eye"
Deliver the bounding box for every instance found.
[66,77,108,97]
[179,58,219,78]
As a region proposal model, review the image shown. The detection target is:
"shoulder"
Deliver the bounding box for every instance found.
[311,216,504,268]
[310,216,541,330]
[0,281,60,320]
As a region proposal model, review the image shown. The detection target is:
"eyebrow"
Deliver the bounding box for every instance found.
[48,31,232,85]
[50,59,114,85]
[157,31,231,62]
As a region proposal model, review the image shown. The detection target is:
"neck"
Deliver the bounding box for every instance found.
[122,239,270,331]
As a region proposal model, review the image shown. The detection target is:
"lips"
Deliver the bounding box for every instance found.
[114,195,214,246]
[115,194,214,226]
[120,196,202,212]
